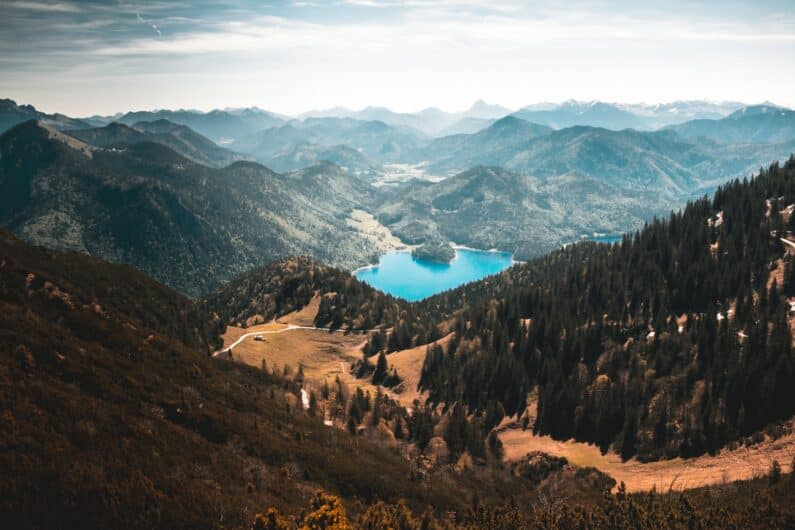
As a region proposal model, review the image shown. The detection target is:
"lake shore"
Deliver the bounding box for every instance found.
[354,247,514,301]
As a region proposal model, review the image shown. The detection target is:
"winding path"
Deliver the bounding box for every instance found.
[212,324,371,357]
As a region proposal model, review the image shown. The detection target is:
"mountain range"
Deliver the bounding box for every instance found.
[375,166,660,258]
[230,116,426,165]
[0,120,379,296]
[68,120,246,168]
[299,99,512,136]
[0,98,89,133]
[511,100,746,130]
[669,104,795,144]
[2,97,795,293]
[103,107,285,143]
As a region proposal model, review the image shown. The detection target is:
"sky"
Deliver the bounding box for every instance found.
[1,0,794,116]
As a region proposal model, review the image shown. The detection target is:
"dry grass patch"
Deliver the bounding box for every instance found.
[387,333,454,407]
[228,328,367,380]
[275,294,321,326]
[499,409,795,493]
[346,209,410,253]
[221,322,289,346]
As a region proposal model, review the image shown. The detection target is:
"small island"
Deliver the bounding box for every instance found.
[411,240,456,263]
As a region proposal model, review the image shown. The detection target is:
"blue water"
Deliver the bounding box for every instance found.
[355,249,513,301]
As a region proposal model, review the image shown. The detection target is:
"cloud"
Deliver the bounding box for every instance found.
[3,0,795,114]
[7,1,82,12]
[89,5,795,59]
[341,0,386,6]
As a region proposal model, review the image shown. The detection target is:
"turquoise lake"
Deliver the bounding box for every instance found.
[355,249,513,301]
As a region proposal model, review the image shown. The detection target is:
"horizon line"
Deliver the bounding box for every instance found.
[5,95,792,120]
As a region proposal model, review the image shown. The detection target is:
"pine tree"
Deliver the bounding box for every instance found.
[372,351,389,385]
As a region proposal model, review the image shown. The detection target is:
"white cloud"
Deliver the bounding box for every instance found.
[7,1,82,12]
[91,7,795,59]
[4,0,795,114]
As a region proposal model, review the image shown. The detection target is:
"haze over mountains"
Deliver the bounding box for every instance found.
[2,96,795,296]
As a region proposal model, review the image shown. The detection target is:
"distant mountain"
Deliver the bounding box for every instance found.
[668,104,795,144]
[0,120,380,296]
[462,99,512,119]
[377,165,662,259]
[618,100,744,128]
[419,120,795,197]
[115,107,285,143]
[512,101,646,130]
[378,122,795,259]
[496,127,704,196]
[0,98,89,134]
[232,117,426,164]
[437,116,496,136]
[513,100,745,130]
[418,116,553,175]
[267,142,379,177]
[301,100,511,136]
[68,120,246,168]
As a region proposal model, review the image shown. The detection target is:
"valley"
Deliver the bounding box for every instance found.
[5,0,795,526]
[209,282,794,495]
[3,97,795,296]
[2,128,795,527]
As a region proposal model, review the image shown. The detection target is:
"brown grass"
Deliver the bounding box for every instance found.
[221,321,288,345]
[499,405,795,493]
[387,333,454,407]
[275,294,322,326]
[221,302,451,408]
[346,208,409,253]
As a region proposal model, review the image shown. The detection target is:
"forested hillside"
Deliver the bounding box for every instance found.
[0,120,380,296]
[68,120,246,168]
[204,256,439,348]
[6,227,693,529]
[418,157,795,461]
[0,229,510,528]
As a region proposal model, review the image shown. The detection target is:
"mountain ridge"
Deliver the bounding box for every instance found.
[0,120,381,296]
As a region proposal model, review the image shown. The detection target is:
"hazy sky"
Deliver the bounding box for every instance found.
[2,0,794,116]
